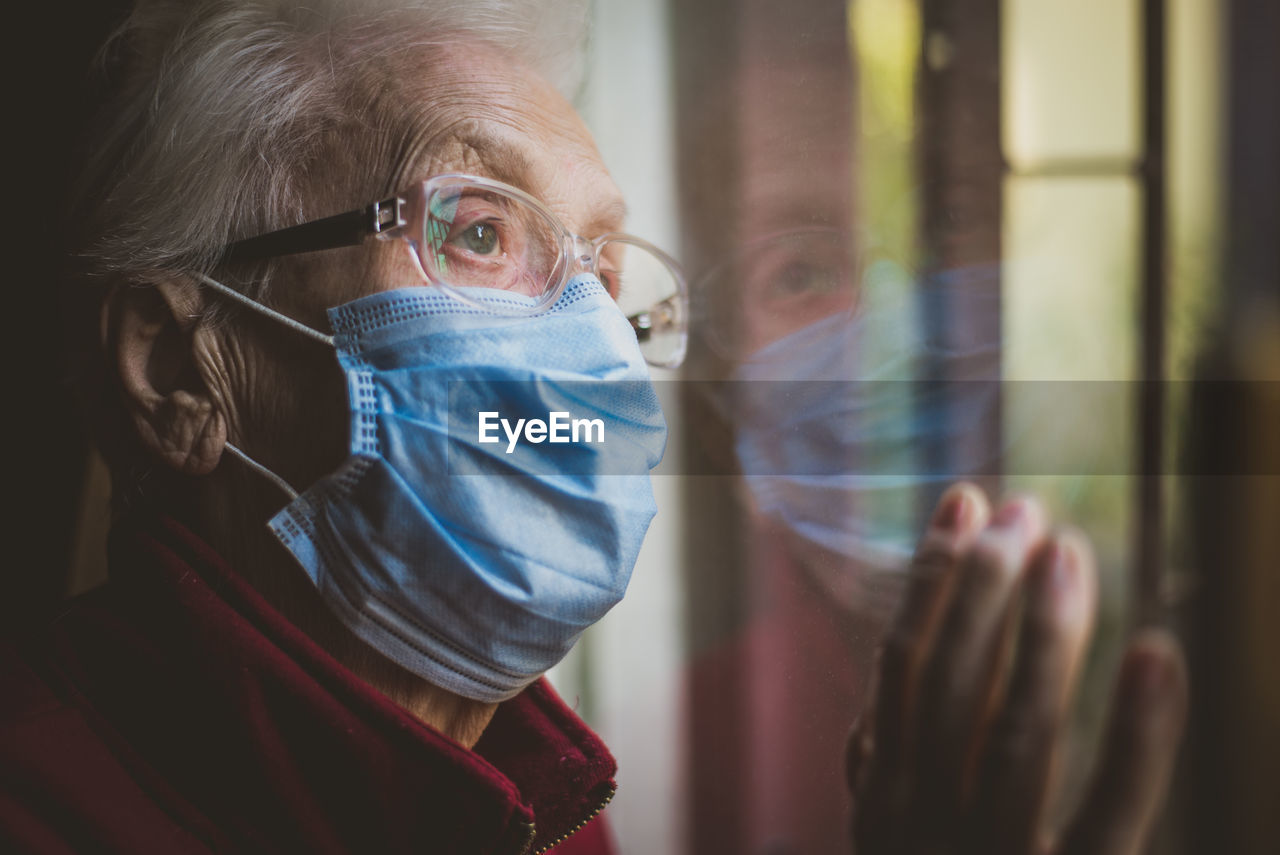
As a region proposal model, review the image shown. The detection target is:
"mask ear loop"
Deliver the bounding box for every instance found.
[224,443,300,502]
[193,271,324,501]
[193,272,335,347]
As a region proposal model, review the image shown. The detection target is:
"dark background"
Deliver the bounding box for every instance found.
[7,2,131,632]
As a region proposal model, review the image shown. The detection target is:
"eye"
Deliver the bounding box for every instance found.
[452,221,502,256]
[763,260,842,299]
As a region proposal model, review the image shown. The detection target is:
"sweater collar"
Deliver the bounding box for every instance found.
[47,512,616,854]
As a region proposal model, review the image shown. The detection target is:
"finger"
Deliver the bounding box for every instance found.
[1059,630,1188,855]
[873,484,990,768]
[910,495,1050,840]
[858,483,989,844]
[860,485,989,837]
[970,531,1098,853]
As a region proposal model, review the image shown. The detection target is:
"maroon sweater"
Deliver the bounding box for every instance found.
[1,514,617,854]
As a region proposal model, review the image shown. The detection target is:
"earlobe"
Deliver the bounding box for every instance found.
[105,279,227,476]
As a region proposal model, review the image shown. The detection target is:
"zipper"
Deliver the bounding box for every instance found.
[524,783,617,855]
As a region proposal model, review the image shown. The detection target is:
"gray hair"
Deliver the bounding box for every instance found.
[72,0,589,283]
[65,0,589,483]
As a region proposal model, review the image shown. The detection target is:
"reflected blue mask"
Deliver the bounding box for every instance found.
[727,268,1000,612]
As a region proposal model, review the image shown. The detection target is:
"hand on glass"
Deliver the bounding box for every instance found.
[846,484,1188,855]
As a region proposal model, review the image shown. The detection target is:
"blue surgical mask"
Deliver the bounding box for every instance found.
[203,273,668,702]
[726,270,1000,613]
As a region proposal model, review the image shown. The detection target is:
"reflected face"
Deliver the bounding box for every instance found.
[680,10,856,366]
[700,227,861,359]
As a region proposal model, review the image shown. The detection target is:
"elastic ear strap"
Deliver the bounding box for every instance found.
[194,272,335,347]
[225,442,300,501]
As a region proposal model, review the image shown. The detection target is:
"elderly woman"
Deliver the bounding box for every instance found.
[1,1,1186,853]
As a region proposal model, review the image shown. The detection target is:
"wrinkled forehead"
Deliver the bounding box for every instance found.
[386,41,626,236]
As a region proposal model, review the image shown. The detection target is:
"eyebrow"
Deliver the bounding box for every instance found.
[587,194,630,236]
[456,129,630,235]
[454,129,537,187]
[218,128,634,264]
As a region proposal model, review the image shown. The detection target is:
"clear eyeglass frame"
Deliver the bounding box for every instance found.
[218,172,689,368]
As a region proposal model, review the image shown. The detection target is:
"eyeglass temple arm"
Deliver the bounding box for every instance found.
[220,197,407,264]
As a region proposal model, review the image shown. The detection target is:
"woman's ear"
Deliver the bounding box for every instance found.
[104,278,227,475]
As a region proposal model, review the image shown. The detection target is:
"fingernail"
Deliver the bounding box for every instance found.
[1118,633,1188,731]
[1138,654,1173,700]
[1033,540,1082,621]
[993,497,1030,529]
[931,485,973,531]
[1050,539,1077,593]
[1123,647,1172,710]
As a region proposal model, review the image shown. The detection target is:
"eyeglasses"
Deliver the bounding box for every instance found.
[220,173,688,368]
